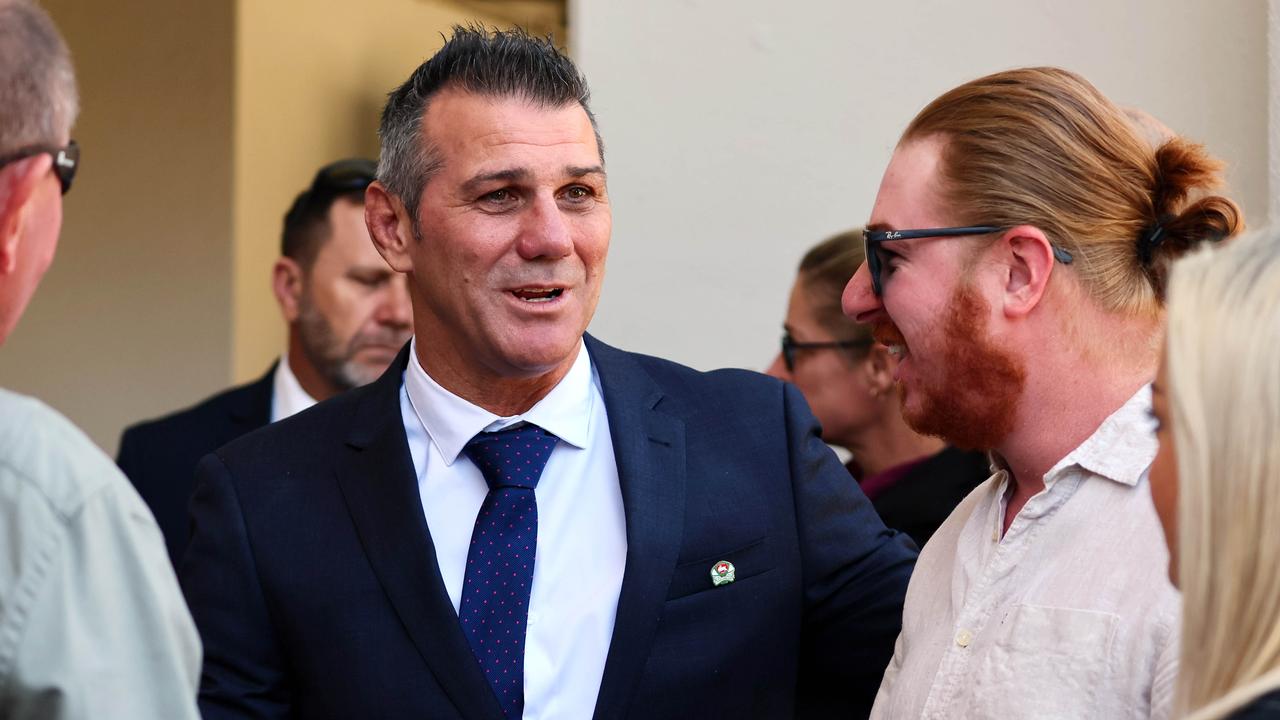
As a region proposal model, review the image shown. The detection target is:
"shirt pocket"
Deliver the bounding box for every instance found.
[970,604,1118,719]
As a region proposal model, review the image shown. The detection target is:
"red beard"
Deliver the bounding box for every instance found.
[880,284,1025,450]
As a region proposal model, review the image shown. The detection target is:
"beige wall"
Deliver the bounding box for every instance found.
[0,0,235,453]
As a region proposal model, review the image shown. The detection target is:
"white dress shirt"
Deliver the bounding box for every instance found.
[401,338,627,720]
[872,386,1179,720]
[269,353,318,423]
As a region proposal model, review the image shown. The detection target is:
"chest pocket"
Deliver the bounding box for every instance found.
[970,604,1119,719]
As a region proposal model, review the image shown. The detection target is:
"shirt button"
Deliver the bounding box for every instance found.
[955,629,973,647]
[528,611,539,627]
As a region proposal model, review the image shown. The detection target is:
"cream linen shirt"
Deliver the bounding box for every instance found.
[0,389,201,719]
[871,386,1179,720]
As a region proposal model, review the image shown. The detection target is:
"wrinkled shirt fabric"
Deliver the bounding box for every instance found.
[0,389,201,719]
[871,386,1179,720]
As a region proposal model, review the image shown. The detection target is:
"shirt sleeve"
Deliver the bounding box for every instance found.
[1,477,202,719]
[870,631,906,719]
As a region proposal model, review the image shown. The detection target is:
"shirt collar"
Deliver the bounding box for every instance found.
[271,352,319,423]
[1061,384,1156,486]
[403,337,595,465]
[989,384,1155,488]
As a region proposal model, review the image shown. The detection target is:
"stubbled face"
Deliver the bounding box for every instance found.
[1148,351,1179,586]
[765,276,877,449]
[843,136,1025,449]
[297,197,411,392]
[407,90,610,380]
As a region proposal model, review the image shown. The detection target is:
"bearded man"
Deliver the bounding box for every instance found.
[117,158,411,564]
[842,67,1241,719]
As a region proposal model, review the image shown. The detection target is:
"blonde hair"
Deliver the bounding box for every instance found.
[903,67,1242,318]
[1166,229,1280,719]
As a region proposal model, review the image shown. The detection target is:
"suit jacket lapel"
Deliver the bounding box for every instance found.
[335,345,504,720]
[586,336,688,720]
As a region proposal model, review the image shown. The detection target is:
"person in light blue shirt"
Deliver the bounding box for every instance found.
[0,2,201,717]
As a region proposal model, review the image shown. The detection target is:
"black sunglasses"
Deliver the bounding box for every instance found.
[781,332,873,372]
[863,225,1074,295]
[0,140,80,195]
[285,158,377,225]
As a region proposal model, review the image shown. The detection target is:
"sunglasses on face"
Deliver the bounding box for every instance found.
[781,331,873,372]
[862,225,1074,296]
[0,140,80,195]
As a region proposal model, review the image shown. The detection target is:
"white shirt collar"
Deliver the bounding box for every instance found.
[270,352,319,423]
[1057,383,1156,487]
[403,337,595,465]
[993,383,1156,489]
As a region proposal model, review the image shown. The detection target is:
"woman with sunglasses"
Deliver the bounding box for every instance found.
[766,229,990,547]
[1150,229,1280,719]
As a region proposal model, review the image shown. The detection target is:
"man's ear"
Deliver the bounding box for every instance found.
[365,181,417,273]
[0,155,51,276]
[998,225,1056,319]
[862,344,895,397]
[272,256,305,323]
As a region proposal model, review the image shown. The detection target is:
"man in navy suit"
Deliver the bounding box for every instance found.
[117,158,411,563]
[181,26,916,719]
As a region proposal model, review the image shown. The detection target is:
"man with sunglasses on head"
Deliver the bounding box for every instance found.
[0,1,201,717]
[843,67,1241,719]
[117,158,412,565]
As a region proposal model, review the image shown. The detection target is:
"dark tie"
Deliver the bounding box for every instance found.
[459,424,559,718]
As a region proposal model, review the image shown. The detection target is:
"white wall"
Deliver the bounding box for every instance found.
[572,0,1270,373]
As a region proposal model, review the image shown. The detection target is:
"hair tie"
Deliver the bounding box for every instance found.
[1138,213,1176,266]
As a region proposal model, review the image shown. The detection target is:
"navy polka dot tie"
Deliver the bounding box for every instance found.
[460,424,559,719]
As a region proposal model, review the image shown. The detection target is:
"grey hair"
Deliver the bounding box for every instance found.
[376,24,602,221]
[0,0,78,155]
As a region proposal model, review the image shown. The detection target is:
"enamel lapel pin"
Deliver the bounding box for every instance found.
[710,560,736,587]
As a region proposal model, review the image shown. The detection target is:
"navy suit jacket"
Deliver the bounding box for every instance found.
[181,337,917,719]
[117,364,274,564]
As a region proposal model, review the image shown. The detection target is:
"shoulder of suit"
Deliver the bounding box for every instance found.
[0,388,135,519]
[211,375,372,465]
[120,369,272,442]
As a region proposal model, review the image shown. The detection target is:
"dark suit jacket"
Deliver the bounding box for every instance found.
[117,365,274,564]
[1231,690,1280,719]
[861,446,992,549]
[180,338,917,720]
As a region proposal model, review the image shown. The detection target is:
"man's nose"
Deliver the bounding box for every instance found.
[764,352,791,381]
[516,195,574,260]
[842,261,884,324]
[378,275,413,329]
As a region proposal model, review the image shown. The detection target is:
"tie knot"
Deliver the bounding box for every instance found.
[463,424,559,491]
